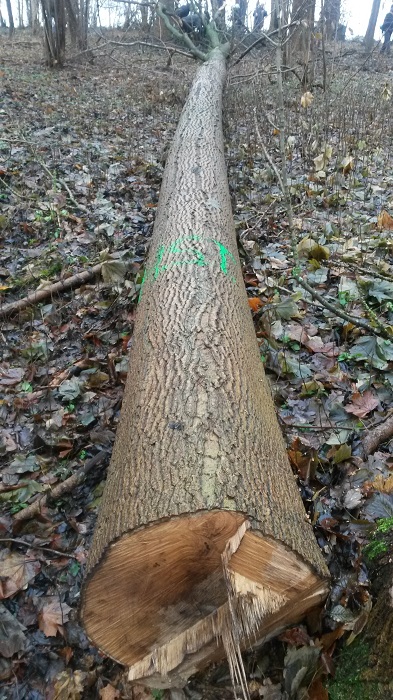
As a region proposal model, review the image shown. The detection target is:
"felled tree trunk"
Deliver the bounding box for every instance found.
[81,47,329,689]
[329,525,393,699]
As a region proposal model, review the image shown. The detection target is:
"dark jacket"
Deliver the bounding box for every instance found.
[381,11,393,33]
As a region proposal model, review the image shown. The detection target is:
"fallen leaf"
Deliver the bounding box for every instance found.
[0,367,25,387]
[38,597,71,637]
[371,474,393,494]
[377,209,393,231]
[308,678,328,700]
[0,603,26,657]
[301,91,314,108]
[0,550,41,599]
[248,297,263,312]
[50,670,86,700]
[100,684,120,700]
[345,390,379,418]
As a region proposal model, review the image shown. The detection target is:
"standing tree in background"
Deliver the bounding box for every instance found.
[364,0,382,49]
[28,0,40,33]
[65,0,90,50]
[5,0,15,35]
[321,0,340,39]
[41,0,66,66]
[289,0,316,69]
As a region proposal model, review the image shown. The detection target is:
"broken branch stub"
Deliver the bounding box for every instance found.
[80,48,329,688]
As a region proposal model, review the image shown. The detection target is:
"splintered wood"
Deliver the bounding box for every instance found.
[82,511,328,688]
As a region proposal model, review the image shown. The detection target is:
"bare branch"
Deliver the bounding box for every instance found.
[157,2,207,61]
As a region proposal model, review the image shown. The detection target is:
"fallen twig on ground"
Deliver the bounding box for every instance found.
[0,264,103,319]
[13,451,107,523]
[363,412,393,457]
[0,538,78,558]
[295,276,392,339]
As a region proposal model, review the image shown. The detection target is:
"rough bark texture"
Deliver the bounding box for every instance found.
[81,47,328,686]
[364,0,382,49]
[329,525,393,699]
[290,0,315,58]
[321,0,340,39]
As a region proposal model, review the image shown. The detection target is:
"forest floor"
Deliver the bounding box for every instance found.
[1,26,393,700]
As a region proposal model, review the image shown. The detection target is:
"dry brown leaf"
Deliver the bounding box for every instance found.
[132,684,153,700]
[248,297,263,312]
[38,597,71,637]
[99,684,120,700]
[50,670,86,700]
[308,678,328,700]
[344,390,379,419]
[371,474,393,494]
[377,209,393,231]
[0,550,40,600]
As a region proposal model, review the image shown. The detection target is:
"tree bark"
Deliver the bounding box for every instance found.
[81,47,329,689]
[289,0,316,69]
[329,525,393,699]
[321,0,340,39]
[364,0,381,49]
[5,0,15,36]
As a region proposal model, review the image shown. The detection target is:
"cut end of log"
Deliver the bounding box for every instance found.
[81,510,328,688]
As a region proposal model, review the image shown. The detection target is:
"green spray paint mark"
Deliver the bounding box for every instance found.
[211,239,237,282]
[154,245,166,280]
[168,236,206,267]
[139,236,238,299]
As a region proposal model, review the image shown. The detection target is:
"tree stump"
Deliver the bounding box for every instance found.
[81,48,329,689]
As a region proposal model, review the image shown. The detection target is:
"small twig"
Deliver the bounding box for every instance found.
[0,177,25,200]
[254,110,284,191]
[13,452,107,523]
[232,21,297,66]
[38,159,89,213]
[0,263,103,319]
[0,538,77,559]
[295,275,392,339]
[363,413,393,457]
[105,38,194,59]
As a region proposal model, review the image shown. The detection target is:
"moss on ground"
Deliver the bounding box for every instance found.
[328,640,393,700]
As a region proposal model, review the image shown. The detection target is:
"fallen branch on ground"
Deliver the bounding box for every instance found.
[0,264,103,319]
[363,413,393,457]
[13,451,106,523]
[294,275,392,339]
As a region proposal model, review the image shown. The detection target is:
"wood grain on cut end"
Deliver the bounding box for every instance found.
[82,510,329,687]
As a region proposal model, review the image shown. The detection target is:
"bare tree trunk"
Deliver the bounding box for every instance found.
[364,0,381,49]
[17,0,23,27]
[30,0,39,33]
[65,0,89,50]
[81,47,329,689]
[5,0,15,35]
[321,0,340,39]
[289,0,316,84]
[41,0,66,66]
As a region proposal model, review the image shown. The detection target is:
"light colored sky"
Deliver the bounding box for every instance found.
[0,0,392,38]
